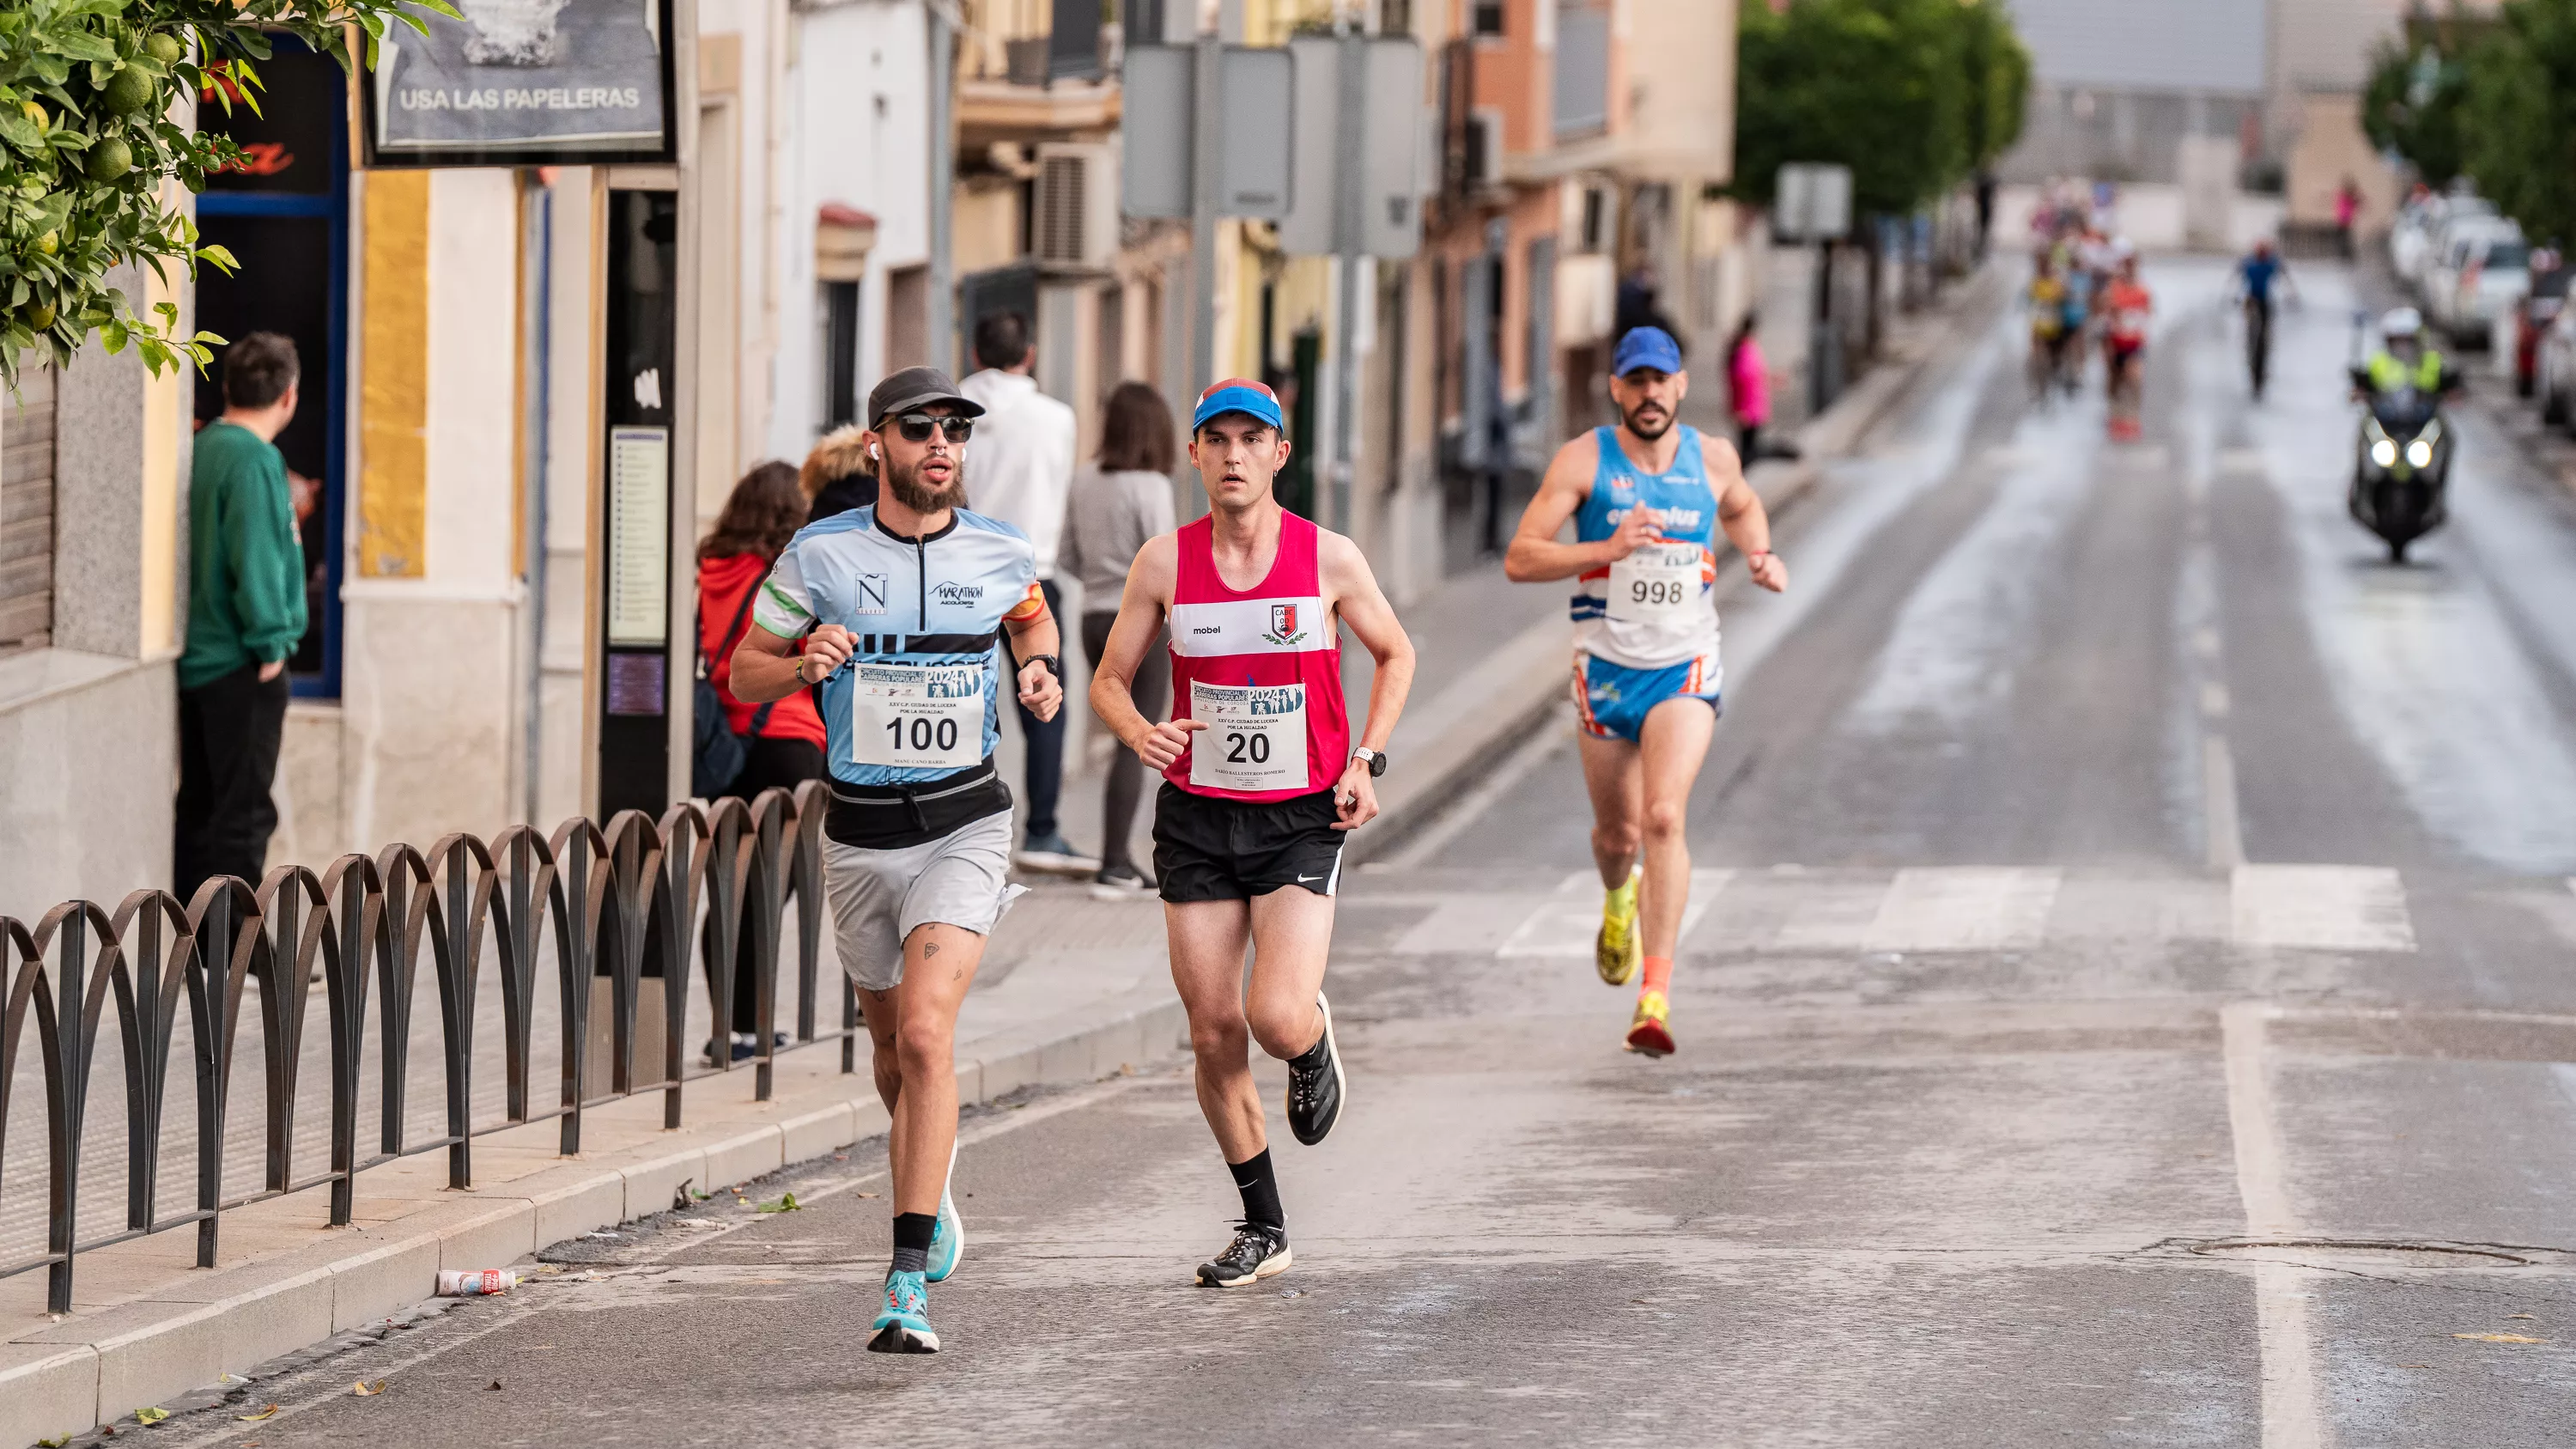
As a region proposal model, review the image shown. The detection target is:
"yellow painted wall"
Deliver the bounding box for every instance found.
[139,257,181,654]
[358,170,430,579]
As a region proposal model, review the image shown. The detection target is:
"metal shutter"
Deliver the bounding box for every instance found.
[0,358,54,655]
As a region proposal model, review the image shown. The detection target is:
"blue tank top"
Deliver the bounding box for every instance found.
[1570,424,1722,669]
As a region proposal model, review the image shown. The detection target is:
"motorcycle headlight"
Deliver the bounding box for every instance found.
[2417,418,2443,450]
[2371,439,2399,468]
[2406,438,2435,468]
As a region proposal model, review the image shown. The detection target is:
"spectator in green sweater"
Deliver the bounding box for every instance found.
[174,332,307,900]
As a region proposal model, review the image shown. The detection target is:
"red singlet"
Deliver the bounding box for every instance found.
[1163,510,1352,802]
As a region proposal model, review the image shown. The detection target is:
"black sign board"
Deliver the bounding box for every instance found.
[361,0,675,167]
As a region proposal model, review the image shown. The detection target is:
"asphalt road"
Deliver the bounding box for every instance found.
[129,259,2576,1448]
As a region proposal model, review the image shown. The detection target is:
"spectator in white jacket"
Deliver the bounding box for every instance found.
[959,311,1090,874]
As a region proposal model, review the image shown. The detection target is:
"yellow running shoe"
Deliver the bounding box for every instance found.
[1625,989,1675,1057]
[1595,870,1640,987]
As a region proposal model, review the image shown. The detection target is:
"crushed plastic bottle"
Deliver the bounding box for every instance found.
[435,1269,520,1297]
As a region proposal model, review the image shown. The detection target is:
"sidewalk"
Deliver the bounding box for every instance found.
[0,258,2008,1449]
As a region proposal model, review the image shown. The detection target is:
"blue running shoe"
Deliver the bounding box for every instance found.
[926,1182,964,1282]
[867,1270,939,1354]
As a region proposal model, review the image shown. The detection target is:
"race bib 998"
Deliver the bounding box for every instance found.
[1607,541,1704,623]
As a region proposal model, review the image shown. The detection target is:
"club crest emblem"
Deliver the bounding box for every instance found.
[1263,603,1307,646]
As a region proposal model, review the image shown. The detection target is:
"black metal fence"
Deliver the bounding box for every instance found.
[0,782,844,1314]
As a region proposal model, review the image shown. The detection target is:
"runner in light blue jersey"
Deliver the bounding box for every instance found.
[1505,327,1788,1060]
[731,367,1065,1355]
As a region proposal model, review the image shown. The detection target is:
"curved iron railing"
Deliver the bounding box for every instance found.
[0,781,844,1314]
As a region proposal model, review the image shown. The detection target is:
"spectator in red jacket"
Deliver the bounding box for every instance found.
[697,460,829,1061]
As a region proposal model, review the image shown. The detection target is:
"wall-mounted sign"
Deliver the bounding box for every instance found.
[605,424,670,648]
[362,0,675,167]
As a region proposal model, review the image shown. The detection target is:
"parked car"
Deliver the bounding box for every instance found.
[2512,250,2567,397]
[2395,193,2495,292]
[2423,222,2530,344]
[2537,303,2576,428]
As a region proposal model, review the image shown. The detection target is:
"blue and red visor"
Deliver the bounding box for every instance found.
[1193,378,1285,434]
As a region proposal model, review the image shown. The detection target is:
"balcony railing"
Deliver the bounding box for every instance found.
[0,782,842,1314]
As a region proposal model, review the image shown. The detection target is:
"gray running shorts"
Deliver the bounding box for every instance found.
[823,808,1024,992]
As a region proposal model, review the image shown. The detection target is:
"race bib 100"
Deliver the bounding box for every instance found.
[850,661,985,770]
[1189,680,1309,793]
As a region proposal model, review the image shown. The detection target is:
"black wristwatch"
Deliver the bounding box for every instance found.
[1353,746,1388,777]
[1021,653,1060,680]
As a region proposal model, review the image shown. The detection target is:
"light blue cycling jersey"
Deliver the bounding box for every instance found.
[751,507,1043,789]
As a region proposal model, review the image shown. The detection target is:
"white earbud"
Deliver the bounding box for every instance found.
[870,444,880,460]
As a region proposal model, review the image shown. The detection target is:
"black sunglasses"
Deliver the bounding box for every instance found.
[891,412,974,443]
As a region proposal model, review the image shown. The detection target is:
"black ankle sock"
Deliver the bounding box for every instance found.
[1227,1149,1285,1230]
[890,1211,937,1275]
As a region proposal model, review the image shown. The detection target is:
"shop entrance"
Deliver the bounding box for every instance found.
[192,40,350,698]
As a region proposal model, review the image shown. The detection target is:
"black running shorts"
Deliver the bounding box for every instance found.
[1152,783,1345,903]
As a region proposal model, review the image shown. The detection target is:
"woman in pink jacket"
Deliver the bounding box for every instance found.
[1728,312,1771,460]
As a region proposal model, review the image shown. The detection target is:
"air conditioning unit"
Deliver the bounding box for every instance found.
[1464,107,1503,192]
[1034,143,1120,268]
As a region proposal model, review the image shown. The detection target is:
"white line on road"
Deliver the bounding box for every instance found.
[2222,1000,2329,1449]
[2231,865,2415,952]
[2204,736,2246,870]
[1496,869,1735,957]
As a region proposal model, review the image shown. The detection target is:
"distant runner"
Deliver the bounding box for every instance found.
[1504,327,1787,1056]
[2102,256,2153,441]
[1089,379,1416,1288]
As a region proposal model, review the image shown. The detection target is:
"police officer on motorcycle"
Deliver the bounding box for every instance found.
[2348,307,2461,563]
[2357,307,2453,399]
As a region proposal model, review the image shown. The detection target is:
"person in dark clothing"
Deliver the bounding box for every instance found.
[697,460,832,1062]
[174,332,307,902]
[1613,264,1686,360]
[801,424,877,525]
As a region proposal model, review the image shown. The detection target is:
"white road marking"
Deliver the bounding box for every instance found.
[2231,865,2415,952]
[1862,868,2061,953]
[1398,865,2427,957]
[2221,1001,2328,1449]
[1496,869,1735,957]
[2204,737,2246,871]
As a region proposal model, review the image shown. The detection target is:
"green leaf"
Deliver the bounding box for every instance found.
[133,1405,169,1426]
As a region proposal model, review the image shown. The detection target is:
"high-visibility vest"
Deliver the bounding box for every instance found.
[2366,350,2445,393]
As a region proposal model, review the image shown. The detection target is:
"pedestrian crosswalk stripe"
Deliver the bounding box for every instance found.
[2230,865,2415,953]
[1493,870,1735,958]
[1380,864,2422,956]
[1864,868,2060,953]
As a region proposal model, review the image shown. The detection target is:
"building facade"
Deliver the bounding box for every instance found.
[4,0,1753,914]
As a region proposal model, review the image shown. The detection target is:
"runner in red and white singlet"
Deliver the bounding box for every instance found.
[1162,509,1352,802]
[1090,379,1415,1289]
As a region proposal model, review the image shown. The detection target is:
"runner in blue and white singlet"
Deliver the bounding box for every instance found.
[1504,326,1789,1061]
[1566,419,1725,741]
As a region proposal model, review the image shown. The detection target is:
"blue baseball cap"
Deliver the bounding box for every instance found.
[1612,326,1684,377]
[1193,378,1286,434]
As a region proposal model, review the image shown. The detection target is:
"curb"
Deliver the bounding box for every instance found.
[3,983,1188,1448]
[1351,262,2008,864]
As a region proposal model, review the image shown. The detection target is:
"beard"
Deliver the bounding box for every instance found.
[885,455,966,513]
[1622,400,1674,441]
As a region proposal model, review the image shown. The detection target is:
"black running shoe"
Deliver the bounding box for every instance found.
[1285,992,1344,1145]
[1195,1221,1291,1287]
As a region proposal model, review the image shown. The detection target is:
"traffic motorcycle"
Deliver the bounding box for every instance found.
[2345,363,2458,563]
